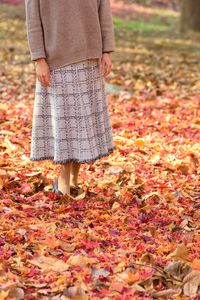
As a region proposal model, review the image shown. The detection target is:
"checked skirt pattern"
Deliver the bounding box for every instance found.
[30,59,116,164]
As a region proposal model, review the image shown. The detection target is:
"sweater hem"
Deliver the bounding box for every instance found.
[29,146,116,165]
[47,52,103,71]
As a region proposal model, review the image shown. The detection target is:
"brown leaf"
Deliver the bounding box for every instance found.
[8,287,24,300]
[28,255,69,272]
[60,242,76,253]
[111,201,121,211]
[107,166,124,175]
[152,288,181,298]
[177,164,189,175]
[183,270,200,296]
[67,254,98,267]
[164,261,191,279]
[63,286,88,300]
[140,253,155,265]
[189,152,199,168]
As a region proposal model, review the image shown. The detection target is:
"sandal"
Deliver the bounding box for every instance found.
[70,185,85,199]
[52,178,64,195]
[52,178,85,200]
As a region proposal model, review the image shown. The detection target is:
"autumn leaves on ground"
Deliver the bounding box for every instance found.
[0,1,199,299]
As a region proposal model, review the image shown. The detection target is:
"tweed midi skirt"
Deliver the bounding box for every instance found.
[29,58,116,164]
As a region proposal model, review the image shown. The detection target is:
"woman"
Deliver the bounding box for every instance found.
[25,0,116,199]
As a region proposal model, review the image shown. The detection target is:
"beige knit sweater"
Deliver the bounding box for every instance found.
[25,0,115,71]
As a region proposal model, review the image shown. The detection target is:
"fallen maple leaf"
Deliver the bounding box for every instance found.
[152,288,182,298]
[63,286,88,300]
[67,254,98,267]
[134,138,146,146]
[168,244,190,262]
[28,255,69,272]
[111,201,121,211]
[117,269,140,284]
[183,270,200,296]
[190,259,200,271]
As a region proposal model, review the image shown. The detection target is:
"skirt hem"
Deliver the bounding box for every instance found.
[29,146,116,165]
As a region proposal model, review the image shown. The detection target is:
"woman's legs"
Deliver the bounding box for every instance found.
[70,162,81,187]
[58,162,81,195]
[58,162,72,195]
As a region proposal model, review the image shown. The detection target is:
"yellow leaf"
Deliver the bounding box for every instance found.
[134,138,146,146]
[169,244,189,262]
[130,172,136,184]
[149,154,160,165]
[3,137,17,152]
[0,290,9,300]
[0,177,4,190]
[100,214,110,219]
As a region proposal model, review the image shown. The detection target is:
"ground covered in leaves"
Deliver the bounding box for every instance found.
[0,2,200,300]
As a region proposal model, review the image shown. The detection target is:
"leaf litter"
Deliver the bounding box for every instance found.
[0,1,200,299]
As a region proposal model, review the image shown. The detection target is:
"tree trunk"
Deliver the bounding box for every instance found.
[181,0,200,33]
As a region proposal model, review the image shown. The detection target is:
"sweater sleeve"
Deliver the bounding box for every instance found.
[98,0,115,53]
[25,0,47,61]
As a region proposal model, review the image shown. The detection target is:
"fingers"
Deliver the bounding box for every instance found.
[105,61,112,77]
[101,59,105,77]
[42,73,51,86]
[37,73,51,87]
[100,55,112,78]
[101,60,112,78]
[36,61,51,87]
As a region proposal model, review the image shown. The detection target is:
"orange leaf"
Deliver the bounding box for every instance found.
[43,236,60,249]
[190,259,200,271]
[126,271,140,283]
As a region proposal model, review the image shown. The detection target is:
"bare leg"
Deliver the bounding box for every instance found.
[70,162,81,187]
[58,162,72,195]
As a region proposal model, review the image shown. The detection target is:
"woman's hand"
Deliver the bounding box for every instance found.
[100,52,112,78]
[35,58,51,87]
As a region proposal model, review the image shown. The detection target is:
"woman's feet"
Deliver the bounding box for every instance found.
[52,161,85,199]
[70,162,81,187]
[70,176,78,189]
[52,176,85,199]
[52,162,72,197]
[52,176,71,196]
[69,173,84,197]
[57,174,71,195]
[52,178,65,195]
